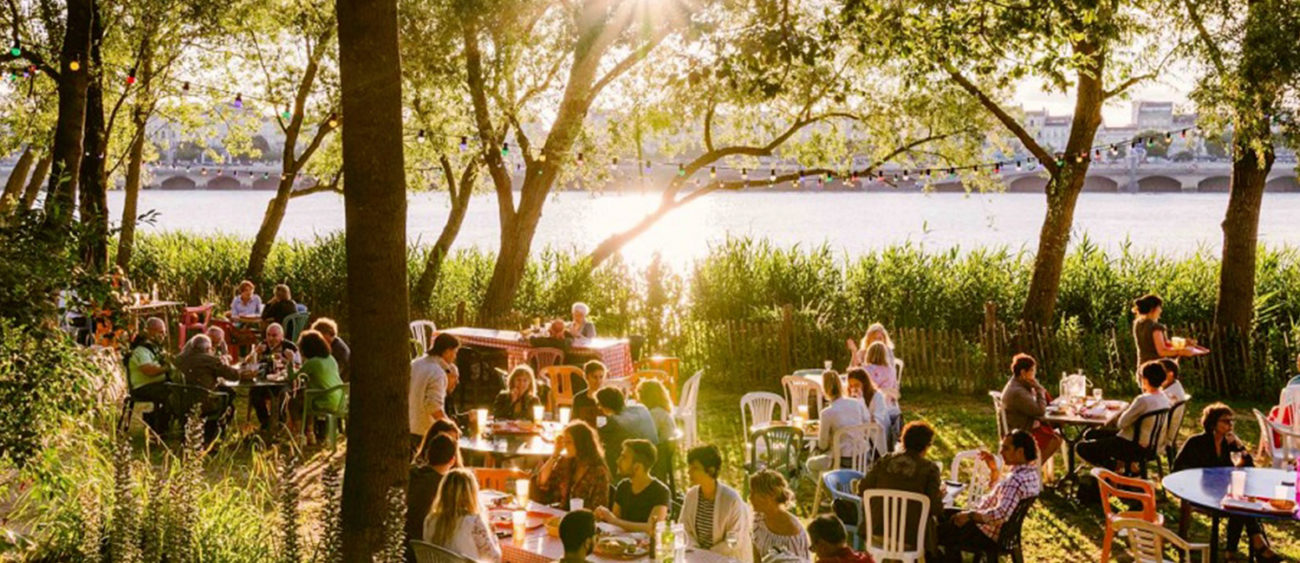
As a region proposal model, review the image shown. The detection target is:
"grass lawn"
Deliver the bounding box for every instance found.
[692,385,1300,562]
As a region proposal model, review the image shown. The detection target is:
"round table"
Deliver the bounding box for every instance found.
[460,431,558,466]
[1162,467,1298,562]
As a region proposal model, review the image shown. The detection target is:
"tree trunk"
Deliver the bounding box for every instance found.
[116,108,149,272]
[78,0,109,273]
[411,158,475,317]
[479,204,545,324]
[22,154,51,210]
[0,147,35,216]
[245,178,295,280]
[43,0,95,226]
[336,0,410,560]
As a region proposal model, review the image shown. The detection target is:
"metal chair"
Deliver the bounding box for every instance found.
[283,312,310,342]
[1161,397,1191,474]
[472,467,530,492]
[824,469,865,549]
[409,540,475,563]
[302,383,349,448]
[969,496,1036,563]
[862,489,930,563]
[1091,468,1162,561]
[740,392,788,437]
[409,320,438,355]
[675,371,703,449]
[1110,517,1209,563]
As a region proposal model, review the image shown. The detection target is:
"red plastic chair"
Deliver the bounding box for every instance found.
[473,467,530,492]
[177,303,214,344]
[1092,467,1162,561]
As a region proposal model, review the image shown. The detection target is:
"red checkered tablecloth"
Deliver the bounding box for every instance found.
[442,327,634,379]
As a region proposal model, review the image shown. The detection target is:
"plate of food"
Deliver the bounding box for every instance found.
[491,420,540,435]
[593,534,650,559]
[487,510,550,529]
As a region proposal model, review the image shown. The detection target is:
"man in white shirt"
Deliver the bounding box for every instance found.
[807,371,871,473]
[410,333,460,453]
[1159,358,1188,403]
[1076,361,1172,473]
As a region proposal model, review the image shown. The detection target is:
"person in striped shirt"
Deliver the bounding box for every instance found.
[679,445,752,562]
[938,430,1041,562]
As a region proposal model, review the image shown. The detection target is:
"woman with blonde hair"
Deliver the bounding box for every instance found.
[806,370,871,473]
[864,341,902,443]
[636,378,676,442]
[492,365,542,420]
[749,470,810,561]
[848,323,896,367]
[423,468,502,561]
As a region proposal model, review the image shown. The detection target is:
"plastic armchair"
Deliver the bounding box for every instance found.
[1110,517,1210,563]
[302,383,349,448]
[1091,468,1162,561]
[813,423,879,510]
[472,467,530,492]
[527,347,565,371]
[792,368,825,378]
[177,303,214,343]
[283,312,310,342]
[1132,407,1171,479]
[744,425,805,495]
[988,391,1009,439]
[542,365,584,412]
[1253,408,1300,468]
[824,469,865,549]
[635,356,680,401]
[950,449,1005,502]
[782,375,825,418]
[862,489,930,563]
[971,496,1036,563]
[409,320,437,355]
[409,540,476,563]
[740,392,788,437]
[162,382,231,437]
[674,371,703,449]
[1161,397,1191,474]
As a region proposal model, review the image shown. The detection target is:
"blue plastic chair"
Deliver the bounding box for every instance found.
[825,469,866,549]
[283,312,310,342]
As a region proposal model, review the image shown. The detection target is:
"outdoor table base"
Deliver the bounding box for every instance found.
[219,379,292,434]
[1041,398,1125,492]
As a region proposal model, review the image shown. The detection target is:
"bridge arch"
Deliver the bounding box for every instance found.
[1082,176,1119,192]
[1266,176,1299,192]
[1198,176,1230,193]
[252,178,279,190]
[159,175,196,190]
[206,175,242,190]
[1008,176,1046,193]
[1138,175,1181,193]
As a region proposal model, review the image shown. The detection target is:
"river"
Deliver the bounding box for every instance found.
[106,190,1300,267]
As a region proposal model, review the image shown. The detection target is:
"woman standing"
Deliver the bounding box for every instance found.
[531,421,612,510]
[423,468,502,562]
[1132,294,1196,365]
[492,365,542,421]
[749,470,811,561]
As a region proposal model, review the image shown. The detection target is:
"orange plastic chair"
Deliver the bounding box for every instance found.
[473,467,531,493]
[543,365,585,412]
[636,356,680,400]
[1091,467,1163,561]
[177,303,214,343]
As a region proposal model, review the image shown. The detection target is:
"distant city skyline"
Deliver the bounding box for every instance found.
[1014,75,1193,126]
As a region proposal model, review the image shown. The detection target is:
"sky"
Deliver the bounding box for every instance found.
[1014,75,1195,126]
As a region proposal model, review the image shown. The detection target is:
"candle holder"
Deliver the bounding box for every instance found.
[532,404,544,424]
[515,479,530,507]
[475,408,489,437]
[558,407,571,426]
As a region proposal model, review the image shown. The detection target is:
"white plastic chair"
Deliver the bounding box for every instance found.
[1110,517,1209,563]
[782,375,825,419]
[409,320,437,355]
[862,489,931,563]
[740,392,788,437]
[1253,408,1300,469]
[675,371,703,449]
[989,391,1009,438]
[1280,387,1300,434]
[812,423,882,510]
[950,449,1005,505]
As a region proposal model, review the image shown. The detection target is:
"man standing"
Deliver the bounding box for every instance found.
[939,430,1041,561]
[409,333,460,453]
[128,317,173,433]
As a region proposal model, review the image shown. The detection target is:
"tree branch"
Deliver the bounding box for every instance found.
[1182,0,1228,76]
[288,168,343,198]
[944,65,1059,175]
[463,16,515,221]
[590,21,677,95]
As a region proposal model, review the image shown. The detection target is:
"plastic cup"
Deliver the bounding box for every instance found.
[515,479,530,506]
[570,498,584,511]
[558,407,571,426]
[512,510,527,541]
[533,404,544,423]
[824,360,833,371]
[1230,470,1247,498]
[475,409,489,435]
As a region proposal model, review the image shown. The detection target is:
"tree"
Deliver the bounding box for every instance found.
[845,0,1170,325]
[1135,129,1173,160]
[335,0,410,559]
[1182,0,1300,331]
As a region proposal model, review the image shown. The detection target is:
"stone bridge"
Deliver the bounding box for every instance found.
[923,162,1300,193]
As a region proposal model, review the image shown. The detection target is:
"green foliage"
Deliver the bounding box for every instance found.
[0,318,98,469]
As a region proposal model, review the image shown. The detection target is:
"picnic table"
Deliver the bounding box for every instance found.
[478,490,739,563]
[442,327,635,379]
[460,421,563,466]
[1163,467,1299,563]
[1042,397,1127,487]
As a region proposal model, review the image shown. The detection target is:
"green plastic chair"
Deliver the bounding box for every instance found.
[302,383,349,448]
[283,312,310,342]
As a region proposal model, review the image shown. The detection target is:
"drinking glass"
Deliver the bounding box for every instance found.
[1092,388,1103,402]
[532,404,544,423]
[1231,451,1244,468]
[725,531,738,550]
[823,360,833,371]
[558,407,571,426]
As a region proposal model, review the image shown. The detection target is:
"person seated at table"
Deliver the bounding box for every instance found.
[410,333,460,453]
[807,370,872,474]
[128,317,173,434]
[847,323,896,368]
[175,334,254,440]
[845,368,891,431]
[247,323,297,431]
[636,378,677,447]
[567,302,597,339]
[531,421,611,510]
[493,365,543,421]
[406,433,458,563]
[423,468,502,562]
[289,330,343,441]
[862,342,902,444]
[1159,358,1188,403]
[679,444,752,562]
[1000,353,1062,462]
[529,318,572,352]
[205,325,232,364]
[595,387,659,472]
[938,430,1041,563]
[839,421,943,556]
[1174,404,1280,562]
[808,515,875,563]
[559,509,598,563]
[1076,361,1172,474]
[260,283,298,327]
[572,360,606,425]
[228,280,262,323]
[311,318,350,382]
[1132,293,1197,365]
[595,439,670,534]
[748,469,811,562]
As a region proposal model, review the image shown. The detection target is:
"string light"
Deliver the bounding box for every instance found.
[416,129,426,143]
[232,93,243,109]
[677,164,685,177]
[328,113,339,128]
[770,168,777,183]
[8,44,18,57]
[69,60,80,71]
[126,68,137,86]
[575,152,583,166]
[459,137,468,151]
[709,166,717,179]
